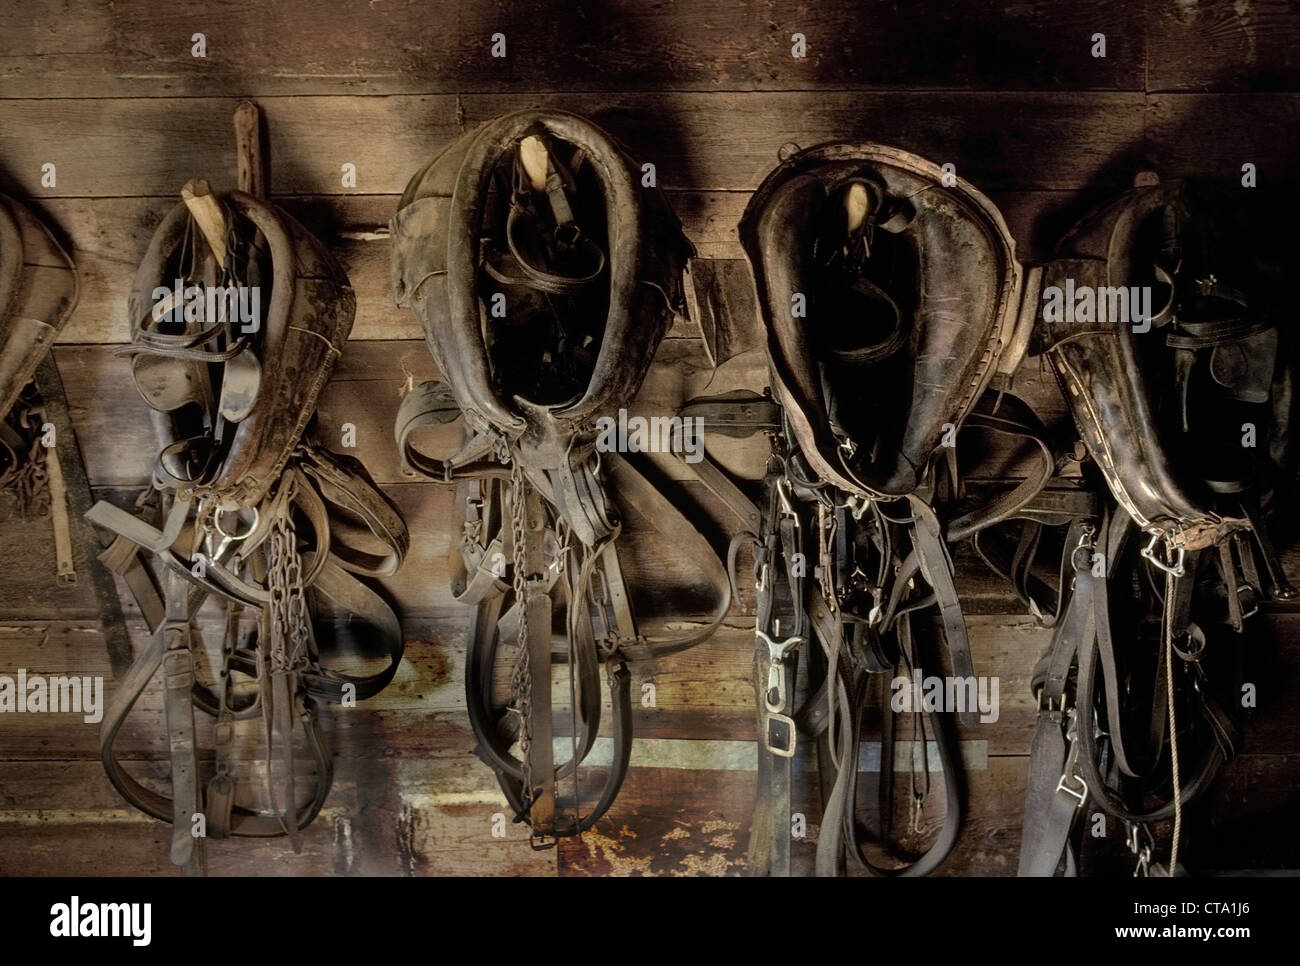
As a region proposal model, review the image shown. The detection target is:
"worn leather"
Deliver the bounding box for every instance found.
[740,142,1024,499]
[0,195,78,423]
[127,192,355,509]
[1039,183,1249,551]
[391,110,693,542]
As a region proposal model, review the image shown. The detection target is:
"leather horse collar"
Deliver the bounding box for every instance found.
[738,142,1033,877]
[392,110,733,844]
[742,141,1026,499]
[87,166,409,874]
[0,194,78,490]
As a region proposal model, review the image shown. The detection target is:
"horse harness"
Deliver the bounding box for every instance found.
[391,111,741,845]
[86,161,408,875]
[1017,178,1294,876]
[0,194,79,575]
[729,142,1056,876]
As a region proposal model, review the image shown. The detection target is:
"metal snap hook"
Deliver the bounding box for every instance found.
[1140,531,1185,577]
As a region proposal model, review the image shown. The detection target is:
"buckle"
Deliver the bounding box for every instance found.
[1069,524,1097,574]
[1236,583,1260,621]
[764,712,797,758]
[1055,772,1089,807]
[776,477,797,519]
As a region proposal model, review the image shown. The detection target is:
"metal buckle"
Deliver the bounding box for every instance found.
[1055,772,1089,807]
[1236,583,1260,621]
[1127,823,1154,877]
[845,494,871,521]
[1069,524,1096,574]
[1140,532,1185,577]
[764,712,797,758]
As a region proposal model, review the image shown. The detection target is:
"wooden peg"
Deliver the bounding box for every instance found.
[519,135,549,191]
[180,178,227,269]
[233,100,267,199]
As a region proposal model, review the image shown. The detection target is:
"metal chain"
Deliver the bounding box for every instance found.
[507,458,537,812]
[0,404,51,520]
[267,508,311,673]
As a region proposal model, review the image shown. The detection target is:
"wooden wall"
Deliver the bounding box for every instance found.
[1,0,1299,876]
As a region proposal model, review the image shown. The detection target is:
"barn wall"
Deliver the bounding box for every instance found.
[0,0,1297,876]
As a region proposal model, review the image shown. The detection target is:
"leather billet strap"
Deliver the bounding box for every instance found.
[746,475,804,878]
[1016,543,1094,876]
[907,497,979,729]
[159,569,204,875]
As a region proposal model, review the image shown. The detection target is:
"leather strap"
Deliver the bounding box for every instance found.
[909,497,978,727]
[160,570,203,875]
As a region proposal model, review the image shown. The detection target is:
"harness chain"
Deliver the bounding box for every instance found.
[266,495,312,839]
[508,457,537,814]
[2,403,51,520]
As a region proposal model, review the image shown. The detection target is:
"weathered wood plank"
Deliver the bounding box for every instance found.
[0,92,1148,201]
[0,1,1145,100]
[1147,93,1300,180]
[1148,0,1300,93]
[0,758,554,876]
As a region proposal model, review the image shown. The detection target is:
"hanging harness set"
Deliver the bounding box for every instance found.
[390,111,743,845]
[5,104,1283,875]
[728,150,1293,877]
[83,104,409,875]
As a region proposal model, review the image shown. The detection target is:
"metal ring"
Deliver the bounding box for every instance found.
[213,504,259,542]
